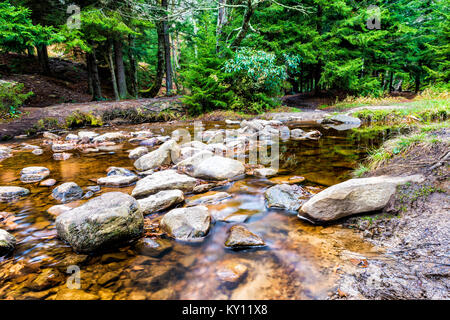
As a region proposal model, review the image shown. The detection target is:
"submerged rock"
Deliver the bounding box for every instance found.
[265,184,311,212]
[52,182,83,203]
[32,149,44,156]
[131,170,197,199]
[47,204,72,217]
[224,225,265,249]
[52,143,75,152]
[216,260,249,287]
[138,190,184,214]
[134,238,172,257]
[186,192,231,207]
[160,206,211,241]
[299,175,425,222]
[0,229,16,256]
[192,156,245,181]
[20,166,50,183]
[53,152,72,161]
[56,192,144,253]
[0,186,30,201]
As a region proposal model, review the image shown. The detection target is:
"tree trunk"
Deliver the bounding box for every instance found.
[389,72,394,93]
[144,21,165,98]
[230,0,254,50]
[415,73,421,93]
[162,0,173,95]
[107,41,120,101]
[216,0,227,53]
[37,44,51,75]
[87,44,102,101]
[114,39,128,99]
[128,34,138,98]
[86,53,93,96]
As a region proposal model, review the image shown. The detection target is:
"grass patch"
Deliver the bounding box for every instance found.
[101,107,182,124]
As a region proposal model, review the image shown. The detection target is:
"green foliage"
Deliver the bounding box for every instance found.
[0,81,33,119]
[65,111,103,128]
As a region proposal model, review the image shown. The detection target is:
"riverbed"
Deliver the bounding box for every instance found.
[0,121,387,300]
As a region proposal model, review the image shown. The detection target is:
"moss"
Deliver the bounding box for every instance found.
[26,117,62,136]
[65,111,103,128]
[101,107,181,124]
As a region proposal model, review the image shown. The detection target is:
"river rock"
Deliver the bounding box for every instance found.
[175,150,213,171]
[52,143,75,152]
[192,156,245,180]
[265,184,311,211]
[97,175,138,187]
[129,146,148,159]
[56,192,144,253]
[254,168,277,178]
[216,260,248,286]
[134,139,180,171]
[290,128,306,139]
[0,229,16,256]
[131,170,197,198]
[27,268,64,291]
[138,190,184,214]
[134,238,172,257]
[0,186,30,201]
[186,192,231,207]
[78,131,99,140]
[52,182,83,203]
[224,225,265,249]
[93,132,128,143]
[321,114,361,131]
[160,206,211,241]
[20,166,50,183]
[107,167,136,177]
[65,134,80,141]
[53,152,72,161]
[47,204,72,217]
[299,175,425,222]
[43,132,61,140]
[32,149,44,156]
[40,179,57,187]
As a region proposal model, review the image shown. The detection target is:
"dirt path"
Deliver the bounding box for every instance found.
[0,96,182,140]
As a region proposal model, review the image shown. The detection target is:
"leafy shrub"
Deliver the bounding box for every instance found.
[65,110,103,128]
[0,81,33,119]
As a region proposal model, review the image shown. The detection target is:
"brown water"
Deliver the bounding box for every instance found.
[0,121,385,300]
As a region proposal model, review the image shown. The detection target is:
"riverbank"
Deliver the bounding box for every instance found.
[335,126,449,299]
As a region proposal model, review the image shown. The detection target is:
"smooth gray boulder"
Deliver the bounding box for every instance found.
[134,139,180,171]
[0,186,30,201]
[20,166,50,183]
[52,182,83,203]
[131,170,197,198]
[106,167,136,177]
[160,206,211,241]
[56,192,144,253]
[138,190,184,214]
[265,184,311,211]
[192,156,245,181]
[93,132,128,143]
[299,175,425,222]
[0,229,16,256]
[254,168,277,178]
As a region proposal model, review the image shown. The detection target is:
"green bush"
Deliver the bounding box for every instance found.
[0,81,33,119]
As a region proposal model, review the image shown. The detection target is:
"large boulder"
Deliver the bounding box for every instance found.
[265,184,311,211]
[160,206,211,241]
[131,170,197,199]
[134,139,180,171]
[52,182,83,203]
[137,190,184,214]
[56,192,144,253]
[0,186,30,201]
[224,225,265,249]
[299,175,425,222]
[192,156,245,181]
[20,167,50,183]
[0,229,16,256]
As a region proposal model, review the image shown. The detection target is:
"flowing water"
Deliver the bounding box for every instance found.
[0,121,390,300]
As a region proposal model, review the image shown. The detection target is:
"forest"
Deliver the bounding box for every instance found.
[0,0,449,303]
[0,0,448,116]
